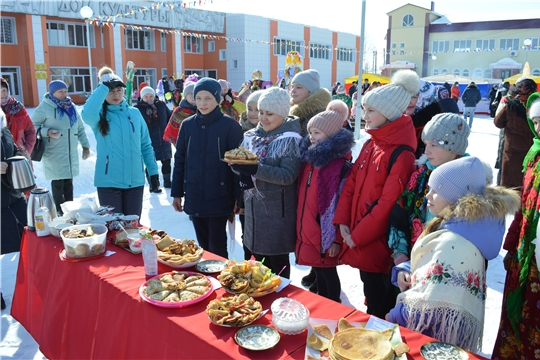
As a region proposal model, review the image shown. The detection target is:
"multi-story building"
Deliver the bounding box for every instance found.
[381,3,540,80]
[0,1,360,106]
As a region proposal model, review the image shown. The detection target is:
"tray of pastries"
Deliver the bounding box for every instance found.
[217,260,281,298]
[156,235,204,268]
[139,271,213,308]
[206,293,265,327]
[223,146,258,165]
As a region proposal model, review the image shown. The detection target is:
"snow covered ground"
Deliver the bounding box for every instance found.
[1,110,505,359]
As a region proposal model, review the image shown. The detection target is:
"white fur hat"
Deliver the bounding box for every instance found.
[530,99,540,120]
[362,70,420,121]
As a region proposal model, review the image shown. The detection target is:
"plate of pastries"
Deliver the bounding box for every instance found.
[139,271,213,308]
[223,146,258,165]
[155,236,204,268]
[206,293,265,327]
[217,260,282,298]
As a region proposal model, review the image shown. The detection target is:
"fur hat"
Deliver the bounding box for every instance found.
[428,156,486,204]
[530,99,540,120]
[421,113,470,155]
[48,80,68,95]
[291,69,320,94]
[183,82,196,98]
[193,77,221,104]
[307,100,348,137]
[140,86,155,98]
[362,70,420,121]
[246,90,263,106]
[258,87,291,119]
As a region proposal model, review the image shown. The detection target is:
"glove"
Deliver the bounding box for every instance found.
[48,129,61,139]
[231,163,258,176]
[103,79,126,90]
[82,147,90,160]
[149,174,162,193]
[239,173,254,190]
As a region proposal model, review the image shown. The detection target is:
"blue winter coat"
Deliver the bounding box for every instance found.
[135,99,172,161]
[81,84,158,189]
[462,85,482,107]
[171,106,243,217]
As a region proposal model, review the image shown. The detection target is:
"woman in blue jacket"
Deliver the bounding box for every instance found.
[81,66,160,218]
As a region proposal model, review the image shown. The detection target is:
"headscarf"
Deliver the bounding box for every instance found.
[523,92,540,171]
[48,93,78,127]
[414,80,437,115]
[435,86,450,101]
[1,78,24,117]
[510,78,538,108]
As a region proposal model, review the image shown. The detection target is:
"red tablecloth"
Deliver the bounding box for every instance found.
[11,230,354,359]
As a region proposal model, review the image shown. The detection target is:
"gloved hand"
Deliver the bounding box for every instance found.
[82,147,90,160]
[231,163,258,176]
[103,79,126,90]
[48,129,61,139]
[239,173,254,190]
[149,174,162,193]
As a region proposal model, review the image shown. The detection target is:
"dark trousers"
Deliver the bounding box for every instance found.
[51,179,73,213]
[359,270,397,319]
[238,214,252,261]
[251,252,290,279]
[145,158,172,177]
[97,186,144,218]
[1,197,27,254]
[191,215,229,259]
[313,266,342,303]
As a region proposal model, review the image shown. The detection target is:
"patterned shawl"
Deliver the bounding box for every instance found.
[48,94,78,127]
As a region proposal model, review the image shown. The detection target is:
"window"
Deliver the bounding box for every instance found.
[125,29,153,50]
[402,14,414,27]
[219,49,226,61]
[47,21,94,47]
[400,42,405,48]
[484,69,492,78]
[473,68,483,78]
[529,38,540,51]
[206,70,217,79]
[160,33,166,52]
[208,41,215,52]
[532,68,540,76]
[231,60,238,69]
[453,39,472,52]
[133,69,156,89]
[183,35,202,53]
[309,43,330,60]
[499,38,519,51]
[161,68,167,78]
[273,38,301,56]
[50,67,94,93]
[1,17,16,44]
[440,68,449,74]
[432,68,439,76]
[184,70,202,77]
[475,39,495,51]
[452,68,460,75]
[432,40,449,53]
[462,69,470,77]
[336,47,354,62]
[391,43,396,49]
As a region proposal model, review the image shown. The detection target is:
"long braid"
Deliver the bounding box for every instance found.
[98,102,110,136]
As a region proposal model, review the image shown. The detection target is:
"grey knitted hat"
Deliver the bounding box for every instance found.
[428,156,486,204]
[246,90,263,107]
[362,70,420,121]
[421,113,471,155]
[291,69,321,94]
[258,87,291,119]
[183,82,196,98]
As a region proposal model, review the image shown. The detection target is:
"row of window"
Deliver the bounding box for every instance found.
[432,68,540,77]
[432,38,540,53]
[1,17,356,62]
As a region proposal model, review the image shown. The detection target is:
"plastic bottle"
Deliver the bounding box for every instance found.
[141,230,158,276]
[34,207,51,237]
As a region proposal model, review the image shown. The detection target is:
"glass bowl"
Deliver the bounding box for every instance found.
[271,297,310,335]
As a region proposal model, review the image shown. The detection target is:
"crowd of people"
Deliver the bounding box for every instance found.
[2,65,540,358]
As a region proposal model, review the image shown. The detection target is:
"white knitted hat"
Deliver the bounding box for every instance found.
[362,70,420,121]
[140,86,155,98]
[258,87,291,119]
[291,69,321,94]
[422,113,471,156]
[530,99,540,119]
[246,90,264,106]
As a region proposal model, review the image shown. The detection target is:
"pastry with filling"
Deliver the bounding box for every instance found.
[313,324,333,340]
[330,328,393,360]
[149,290,171,301]
[307,333,329,351]
[393,342,410,357]
[224,146,258,164]
[179,290,199,301]
[338,318,355,332]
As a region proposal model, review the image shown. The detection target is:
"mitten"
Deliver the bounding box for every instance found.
[149,174,162,193]
[103,79,126,90]
[239,173,254,190]
[231,163,258,176]
[82,147,90,160]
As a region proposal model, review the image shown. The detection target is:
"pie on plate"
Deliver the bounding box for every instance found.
[223,146,258,165]
[156,237,204,268]
[206,293,263,327]
[329,328,394,360]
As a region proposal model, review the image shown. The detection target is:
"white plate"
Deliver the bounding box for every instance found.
[157,256,202,269]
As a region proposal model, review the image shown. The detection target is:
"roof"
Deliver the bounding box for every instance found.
[432,9,540,24]
[387,3,431,15]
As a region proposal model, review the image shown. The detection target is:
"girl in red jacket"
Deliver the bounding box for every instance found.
[296,100,355,303]
[334,70,419,318]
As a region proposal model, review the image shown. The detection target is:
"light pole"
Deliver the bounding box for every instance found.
[524,38,532,64]
[80,6,94,93]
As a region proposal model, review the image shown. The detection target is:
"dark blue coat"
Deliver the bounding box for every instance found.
[135,100,172,161]
[171,106,243,217]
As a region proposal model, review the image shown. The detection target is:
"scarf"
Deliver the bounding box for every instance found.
[1,96,24,118]
[48,94,78,127]
[141,101,159,126]
[523,93,540,172]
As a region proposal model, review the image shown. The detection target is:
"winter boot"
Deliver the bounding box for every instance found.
[163,173,171,188]
[301,268,316,287]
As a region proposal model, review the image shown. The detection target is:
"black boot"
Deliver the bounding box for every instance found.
[301,268,316,287]
[163,173,171,188]
[308,281,318,294]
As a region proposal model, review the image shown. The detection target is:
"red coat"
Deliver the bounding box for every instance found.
[451,85,460,100]
[5,107,36,158]
[333,115,417,273]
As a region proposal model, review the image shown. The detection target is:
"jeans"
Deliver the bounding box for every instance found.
[463,107,476,128]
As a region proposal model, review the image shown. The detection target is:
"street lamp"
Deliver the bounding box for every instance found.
[524,38,532,63]
[80,6,94,93]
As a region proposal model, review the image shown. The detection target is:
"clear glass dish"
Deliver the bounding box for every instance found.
[271,297,310,335]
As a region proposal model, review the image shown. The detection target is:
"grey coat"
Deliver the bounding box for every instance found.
[242,116,302,255]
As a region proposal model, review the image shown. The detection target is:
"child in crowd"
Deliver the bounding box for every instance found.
[163,81,197,145]
[492,94,540,359]
[387,156,520,352]
[388,113,471,265]
[171,78,243,259]
[296,100,355,302]
[333,70,420,319]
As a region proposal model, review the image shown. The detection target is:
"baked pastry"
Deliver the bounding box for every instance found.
[142,272,211,303]
[307,333,329,351]
[313,324,333,340]
[224,146,258,164]
[337,318,355,332]
[206,293,263,327]
[329,328,393,360]
[156,238,204,266]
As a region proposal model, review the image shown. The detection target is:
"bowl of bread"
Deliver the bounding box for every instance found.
[60,224,107,259]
